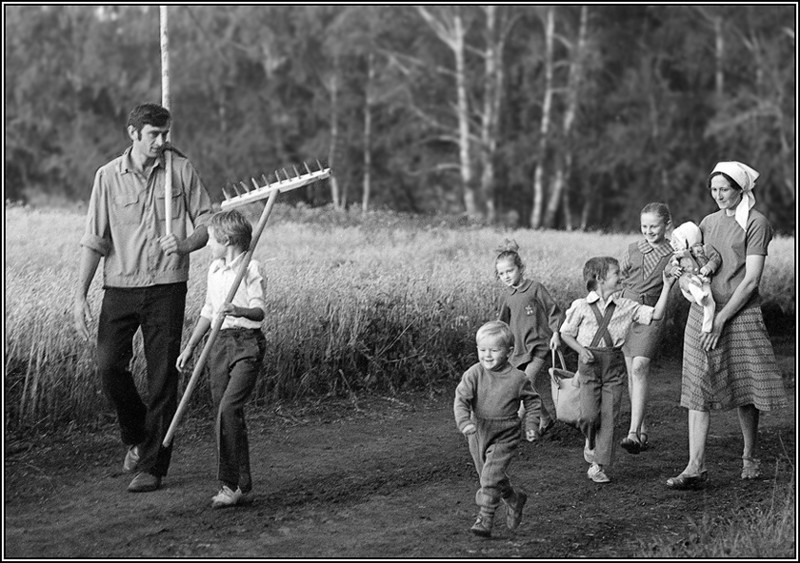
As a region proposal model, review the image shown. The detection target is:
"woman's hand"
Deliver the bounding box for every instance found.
[549,332,561,350]
[700,316,725,351]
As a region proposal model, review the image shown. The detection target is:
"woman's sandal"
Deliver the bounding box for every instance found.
[666,470,708,490]
[741,457,761,480]
[620,432,642,455]
[639,432,650,451]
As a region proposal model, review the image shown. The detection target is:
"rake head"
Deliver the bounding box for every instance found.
[220,161,331,210]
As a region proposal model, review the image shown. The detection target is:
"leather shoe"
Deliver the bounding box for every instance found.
[128,472,161,493]
[123,445,141,474]
[666,471,708,490]
[620,433,642,455]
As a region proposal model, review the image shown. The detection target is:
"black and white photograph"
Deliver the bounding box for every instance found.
[4,3,796,559]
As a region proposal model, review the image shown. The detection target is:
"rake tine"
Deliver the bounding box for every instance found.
[304,162,312,175]
[275,170,282,183]
[232,182,242,196]
[251,177,260,190]
[316,159,324,172]
[282,168,290,181]
[292,165,301,178]
[261,174,269,186]
[222,186,232,200]
[239,181,250,193]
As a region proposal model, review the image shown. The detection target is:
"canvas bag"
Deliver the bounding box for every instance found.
[550,302,616,426]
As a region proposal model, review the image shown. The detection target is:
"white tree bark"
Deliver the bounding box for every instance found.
[362,52,374,213]
[530,6,554,229]
[543,5,588,229]
[417,6,479,217]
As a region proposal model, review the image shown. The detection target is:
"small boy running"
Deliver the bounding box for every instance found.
[454,320,539,537]
[177,209,266,509]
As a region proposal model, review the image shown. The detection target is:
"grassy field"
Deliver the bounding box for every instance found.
[4,203,796,431]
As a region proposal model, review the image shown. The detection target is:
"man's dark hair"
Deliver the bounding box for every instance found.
[127,103,171,136]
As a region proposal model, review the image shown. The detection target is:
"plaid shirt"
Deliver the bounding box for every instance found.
[560,291,654,348]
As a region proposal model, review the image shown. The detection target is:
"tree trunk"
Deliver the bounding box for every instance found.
[480,5,500,223]
[417,7,479,217]
[543,5,587,229]
[530,6,555,229]
[327,65,341,209]
[453,12,478,217]
[362,52,374,213]
[714,15,724,100]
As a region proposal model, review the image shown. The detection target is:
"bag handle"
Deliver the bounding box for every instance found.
[551,347,567,371]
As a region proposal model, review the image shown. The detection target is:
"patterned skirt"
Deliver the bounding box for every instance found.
[681,302,788,412]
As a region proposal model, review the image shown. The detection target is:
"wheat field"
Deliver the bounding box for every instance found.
[4,204,795,430]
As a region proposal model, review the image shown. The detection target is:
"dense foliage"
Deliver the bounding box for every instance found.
[4,5,796,232]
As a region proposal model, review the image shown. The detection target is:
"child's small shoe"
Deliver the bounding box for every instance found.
[538,417,555,437]
[620,432,642,455]
[470,511,494,537]
[587,463,611,483]
[211,485,244,509]
[504,491,528,530]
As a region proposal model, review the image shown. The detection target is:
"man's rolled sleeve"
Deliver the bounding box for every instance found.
[80,168,112,256]
[80,233,111,256]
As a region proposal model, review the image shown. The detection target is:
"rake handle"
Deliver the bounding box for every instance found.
[163,186,280,447]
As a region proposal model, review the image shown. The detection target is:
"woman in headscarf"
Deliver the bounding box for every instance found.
[666,161,788,489]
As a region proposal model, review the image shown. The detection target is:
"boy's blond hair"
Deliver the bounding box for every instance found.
[475,320,514,349]
[209,209,252,251]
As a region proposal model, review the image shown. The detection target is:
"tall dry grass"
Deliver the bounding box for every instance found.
[4,204,795,430]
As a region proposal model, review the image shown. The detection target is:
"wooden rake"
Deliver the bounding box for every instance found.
[163,162,331,447]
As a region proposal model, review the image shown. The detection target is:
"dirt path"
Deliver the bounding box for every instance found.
[4,340,795,559]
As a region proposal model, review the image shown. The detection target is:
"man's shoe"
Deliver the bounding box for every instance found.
[123,445,141,474]
[587,463,611,483]
[127,472,161,493]
[211,485,244,509]
[470,512,494,537]
[504,491,528,530]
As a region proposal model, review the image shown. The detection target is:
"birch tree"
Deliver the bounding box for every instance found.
[417,6,478,217]
[543,5,588,229]
[530,6,555,229]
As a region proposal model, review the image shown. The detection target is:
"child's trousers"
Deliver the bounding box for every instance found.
[577,347,626,468]
[208,328,266,494]
[467,417,521,512]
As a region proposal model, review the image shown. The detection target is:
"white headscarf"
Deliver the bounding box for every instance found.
[710,161,759,231]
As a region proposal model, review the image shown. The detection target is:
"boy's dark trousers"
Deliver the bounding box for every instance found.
[208,328,266,494]
[577,347,626,467]
[97,283,187,477]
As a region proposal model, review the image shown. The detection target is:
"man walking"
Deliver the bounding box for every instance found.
[74,103,213,492]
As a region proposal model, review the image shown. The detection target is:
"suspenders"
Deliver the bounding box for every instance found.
[589,302,616,348]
